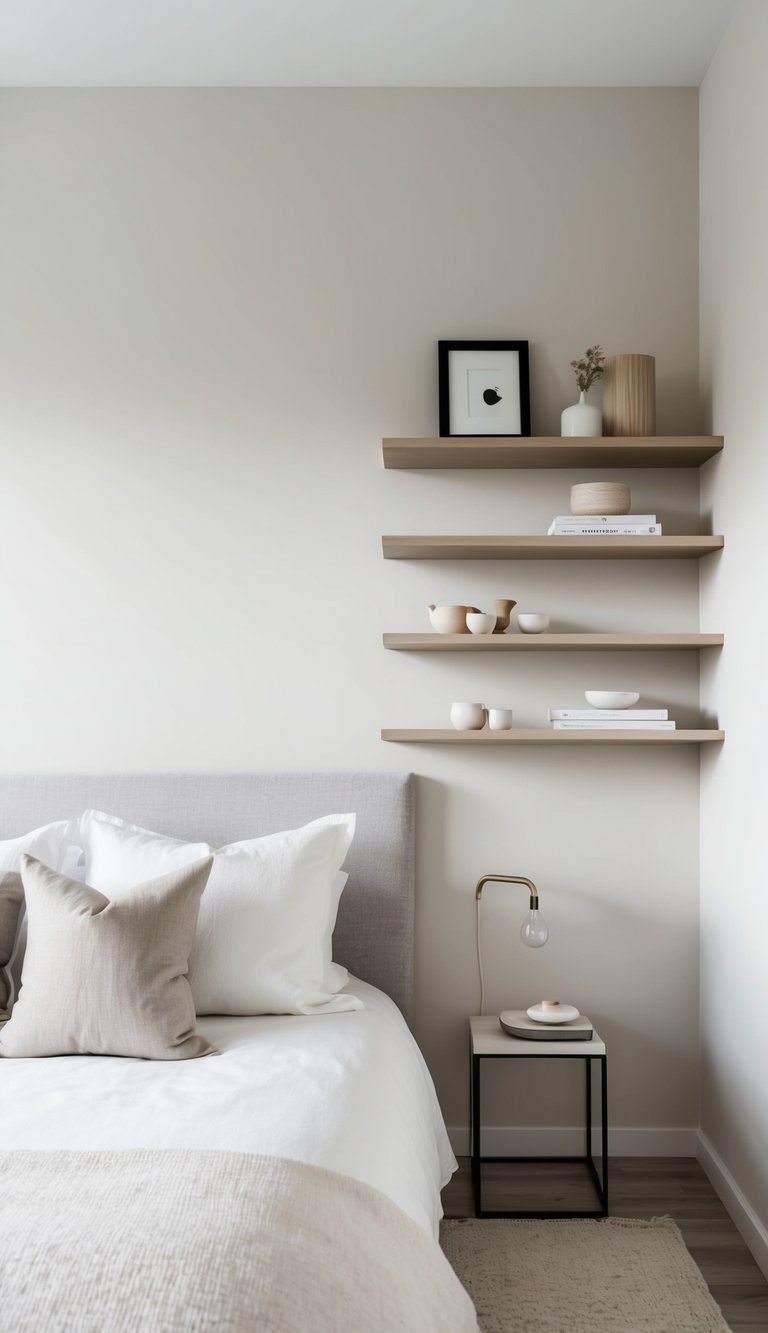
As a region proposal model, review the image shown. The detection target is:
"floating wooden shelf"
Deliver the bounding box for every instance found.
[382,436,724,470]
[381,435,727,757]
[381,729,724,746]
[382,535,724,560]
[383,632,724,652]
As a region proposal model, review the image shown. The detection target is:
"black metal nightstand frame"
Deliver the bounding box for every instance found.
[470,1047,609,1219]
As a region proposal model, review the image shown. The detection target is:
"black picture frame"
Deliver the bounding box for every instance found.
[438,340,531,438]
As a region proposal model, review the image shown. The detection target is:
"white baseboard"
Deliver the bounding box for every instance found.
[696,1131,768,1283]
[448,1126,698,1156]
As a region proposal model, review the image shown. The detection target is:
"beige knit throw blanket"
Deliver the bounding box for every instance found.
[0,1150,479,1333]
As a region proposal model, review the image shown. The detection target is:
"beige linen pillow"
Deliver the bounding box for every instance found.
[0,855,215,1061]
[0,873,24,1017]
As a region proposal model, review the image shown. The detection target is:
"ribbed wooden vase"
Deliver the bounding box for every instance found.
[603,354,656,436]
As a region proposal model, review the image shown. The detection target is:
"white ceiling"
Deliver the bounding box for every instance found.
[0,0,737,88]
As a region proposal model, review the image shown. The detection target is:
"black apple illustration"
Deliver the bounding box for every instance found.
[483,386,503,405]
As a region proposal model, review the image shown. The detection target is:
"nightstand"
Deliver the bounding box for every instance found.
[469,1014,608,1218]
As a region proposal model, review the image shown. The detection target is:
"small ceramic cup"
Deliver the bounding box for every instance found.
[517,613,550,634]
[450,702,487,731]
[488,707,513,731]
[466,612,496,634]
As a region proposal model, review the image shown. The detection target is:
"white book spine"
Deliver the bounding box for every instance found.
[552,720,676,730]
[549,515,657,526]
[547,524,662,536]
[549,708,669,721]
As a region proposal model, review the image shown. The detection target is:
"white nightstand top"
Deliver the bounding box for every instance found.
[470,1014,605,1057]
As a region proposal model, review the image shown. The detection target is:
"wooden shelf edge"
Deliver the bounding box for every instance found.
[382,436,724,470]
[382,535,724,560]
[383,633,724,651]
[381,729,724,745]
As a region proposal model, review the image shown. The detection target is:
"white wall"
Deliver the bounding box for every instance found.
[0,89,702,1141]
[699,0,768,1253]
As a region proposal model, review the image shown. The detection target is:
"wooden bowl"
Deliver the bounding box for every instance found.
[570,482,631,516]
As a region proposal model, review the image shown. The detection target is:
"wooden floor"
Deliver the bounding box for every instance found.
[442,1157,768,1332]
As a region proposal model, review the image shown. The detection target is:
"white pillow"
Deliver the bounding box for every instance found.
[1,820,80,1013]
[74,810,361,1017]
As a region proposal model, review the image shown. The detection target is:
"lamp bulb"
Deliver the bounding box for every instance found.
[520,909,548,948]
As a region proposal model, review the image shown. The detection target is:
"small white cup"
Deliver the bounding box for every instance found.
[518,613,550,635]
[488,707,513,731]
[466,612,496,635]
[450,702,487,731]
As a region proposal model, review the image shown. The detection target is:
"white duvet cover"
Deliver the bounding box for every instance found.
[1,978,455,1238]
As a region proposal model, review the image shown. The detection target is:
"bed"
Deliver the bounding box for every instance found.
[0,773,478,1332]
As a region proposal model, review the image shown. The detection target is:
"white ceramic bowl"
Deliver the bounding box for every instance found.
[450,702,487,731]
[585,690,640,709]
[466,612,497,635]
[517,613,550,635]
[527,1002,580,1025]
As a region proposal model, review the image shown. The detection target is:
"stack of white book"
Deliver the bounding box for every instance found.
[547,514,661,535]
[549,708,675,731]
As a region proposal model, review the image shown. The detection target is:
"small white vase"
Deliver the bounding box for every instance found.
[561,390,602,438]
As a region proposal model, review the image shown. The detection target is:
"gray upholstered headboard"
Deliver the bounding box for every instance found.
[0,773,415,1023]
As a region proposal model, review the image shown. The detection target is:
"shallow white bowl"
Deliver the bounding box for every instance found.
[527,1002,580,1025]
[585,690,640,709]
[466,612,497,634]
[517,613,550,635]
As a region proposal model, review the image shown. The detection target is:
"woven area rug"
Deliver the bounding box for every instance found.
[440,1217,730,1333]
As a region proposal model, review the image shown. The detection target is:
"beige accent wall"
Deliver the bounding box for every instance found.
[0,88,701,1140]
[700,0,768,1242]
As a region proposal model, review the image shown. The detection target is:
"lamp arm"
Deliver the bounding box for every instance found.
[475,874,539,910]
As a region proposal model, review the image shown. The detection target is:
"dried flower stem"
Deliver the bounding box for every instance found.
[570,344,605,394]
